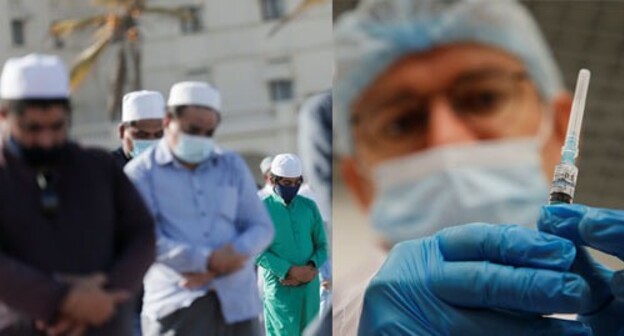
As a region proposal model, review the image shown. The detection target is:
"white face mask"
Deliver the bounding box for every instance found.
[370,112,553,244]
[171,132,214,164]
[130,139,159,158]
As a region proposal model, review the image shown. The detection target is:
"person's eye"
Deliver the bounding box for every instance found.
[50,121,66,131]
[25,124,43,133]
[379,109,426,139]
[455,89,509,116]
[186,127,201,136]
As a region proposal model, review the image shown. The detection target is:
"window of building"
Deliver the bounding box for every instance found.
[11,19,25,46]
[261,0,285,21]
[180,6,203,34]
[268,79,294,102]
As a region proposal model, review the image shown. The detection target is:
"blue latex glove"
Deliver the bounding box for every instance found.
[358,223,592,336]
[539,204,624,336]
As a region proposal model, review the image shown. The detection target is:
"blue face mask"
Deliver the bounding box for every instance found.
[130,139,159,158]
[172,132,214,164]
[274,184,300,204]
[370,138,549,244]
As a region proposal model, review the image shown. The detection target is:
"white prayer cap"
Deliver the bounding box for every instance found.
[167,81,221,111]
[122,90,165,122]
[270,153,302,178]
[0,54,70,99]
[260,156,273,174]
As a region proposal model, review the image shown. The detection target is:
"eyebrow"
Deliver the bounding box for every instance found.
[130,125,164,130]
[351,90,414,125]
[188,124,209,130]
[455,68,527,83]
[21,118,67,126]
[133,129,163,135]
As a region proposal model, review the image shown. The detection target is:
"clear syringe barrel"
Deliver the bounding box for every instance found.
[549,69,591,204]
[561,69,591,164]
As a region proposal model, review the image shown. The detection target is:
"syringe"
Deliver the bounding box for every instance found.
[549,69,590,204]
[547,70,624,310]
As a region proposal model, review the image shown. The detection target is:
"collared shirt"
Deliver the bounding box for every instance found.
[0,141,155,323]
[124,139,274,323]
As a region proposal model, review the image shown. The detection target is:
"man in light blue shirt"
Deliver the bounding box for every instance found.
[125,81,274,336]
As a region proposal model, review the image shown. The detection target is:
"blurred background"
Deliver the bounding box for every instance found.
[0,0,332,184]
[332,0,624,284]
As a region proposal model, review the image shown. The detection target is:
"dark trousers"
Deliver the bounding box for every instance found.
[0,303,133,336]
[142,292,260,336]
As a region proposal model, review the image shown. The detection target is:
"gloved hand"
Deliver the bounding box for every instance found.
[539,204,624,336]
[359,223,592,336]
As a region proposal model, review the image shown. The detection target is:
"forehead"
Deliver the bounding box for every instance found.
[15,105,68,123]
[277,176,301,182]
[354,43,528,109]
[130,118,163,130]
[177,106,219,125]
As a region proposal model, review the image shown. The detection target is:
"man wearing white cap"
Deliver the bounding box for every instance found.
[125,81,274,335]
[0,54,155,335]
[257,156,326,220]
[256,153,328,336]
[112,90,165,167]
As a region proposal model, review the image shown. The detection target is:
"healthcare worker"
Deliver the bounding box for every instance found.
[256,153,328,336]
[112,90,165,167]
[334,0,624,335]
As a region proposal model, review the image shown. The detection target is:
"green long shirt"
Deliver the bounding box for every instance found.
[256,193,328,283]
[256,193,329,335]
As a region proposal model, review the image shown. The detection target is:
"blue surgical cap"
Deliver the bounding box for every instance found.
[335,0,564,154]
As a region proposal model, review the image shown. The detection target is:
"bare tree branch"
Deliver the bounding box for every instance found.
[107,44,127,120]
[69,25,113,91]
[50,15,107,38]
[268,0,327,37]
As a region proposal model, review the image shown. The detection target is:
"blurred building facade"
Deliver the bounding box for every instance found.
[0,0,332,179]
